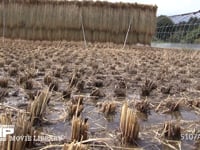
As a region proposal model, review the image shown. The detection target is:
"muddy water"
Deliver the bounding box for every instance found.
[0,39,200,149]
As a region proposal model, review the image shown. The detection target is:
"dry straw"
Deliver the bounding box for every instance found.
[71,116,89,142]
[162,121,181,140]
[68,103,84,118]
[0,0,157,44]
[70,96,88,142]
[0,113,12,150]
[63,141,87,150]
[0,113,12,125]
[8,113,34,150]
[120,102,140,144]
[30,88,50,125]
[98,101,117,116]
[0,113,34,150]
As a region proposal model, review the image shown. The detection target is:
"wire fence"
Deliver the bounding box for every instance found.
[154,23,200,43]
[154,10,200,44]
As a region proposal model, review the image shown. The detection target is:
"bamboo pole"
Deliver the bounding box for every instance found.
[2,0,5,42]
[122,16,133,49]
[81,12,87,49]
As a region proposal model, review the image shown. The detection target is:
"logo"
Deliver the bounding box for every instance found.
[0,124,65,142]
[0,125,15,141]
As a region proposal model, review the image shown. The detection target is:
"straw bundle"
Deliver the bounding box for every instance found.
[141,79,157,96]
[120,103,139,144]
[0,113,12,150]
[0,5,2,27]
[0,113,34,150]
[128,33,138,44]
[30,88,50,125]
[97,101,117,115]
[130,8,139,33]
[0,1,157,44]
[101,6,109,31]
[71,116,88,142]
[68,103,84,118]
[68,95,85,123]
[7,113,34,150]
[0,113,12,125]
[135,99,150,114]
[162,122,181,140]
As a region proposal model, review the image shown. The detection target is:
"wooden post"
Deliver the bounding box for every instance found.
[81,12,87,49]
[122,16,133,49]
[2,0,5,43]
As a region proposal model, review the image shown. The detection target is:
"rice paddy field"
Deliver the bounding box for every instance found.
[0,38,200,150]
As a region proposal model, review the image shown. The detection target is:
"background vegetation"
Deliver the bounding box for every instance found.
[155,16,200,43]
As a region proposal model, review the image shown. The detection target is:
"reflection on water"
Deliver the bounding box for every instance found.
[140,110,198,127]
[151,43,200,50]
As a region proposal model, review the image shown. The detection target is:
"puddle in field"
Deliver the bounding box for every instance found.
[40,122,71,139]
[2,86,200,149]
[4,91,200,135]
[1,39,200,149]
[38,99,200,148]
[142,110,199,125]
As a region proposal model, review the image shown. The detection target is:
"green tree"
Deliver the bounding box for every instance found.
[184,26,200,43]
[169,30,182,42]
[156,15,174,41]
[169,17,200,43]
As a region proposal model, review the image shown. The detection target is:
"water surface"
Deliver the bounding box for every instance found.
[151,43,200,50]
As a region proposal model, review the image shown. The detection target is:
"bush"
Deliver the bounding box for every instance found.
[156,15,174,41]
[169,30,182,42]
[184,27,200,43]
